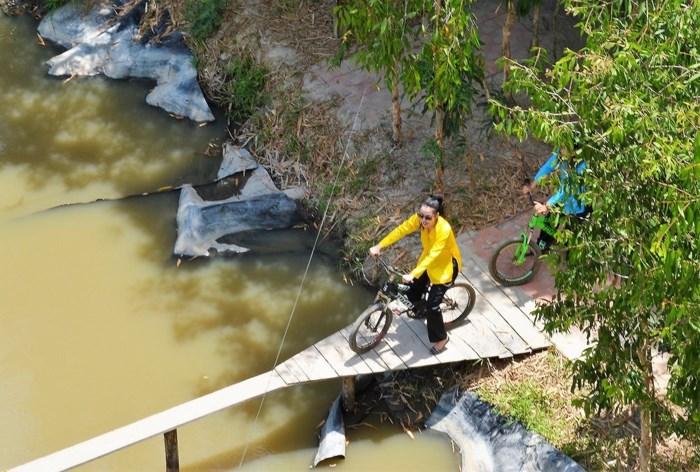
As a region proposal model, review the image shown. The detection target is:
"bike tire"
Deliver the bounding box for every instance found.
[489,239,542,286]
[442,282,476,330]
[348,302,392,354]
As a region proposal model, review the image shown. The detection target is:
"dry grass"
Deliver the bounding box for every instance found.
[371,350,698,471]
[151,0,548,267]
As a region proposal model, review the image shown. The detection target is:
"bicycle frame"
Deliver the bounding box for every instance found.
[372,257,415,314]
[350,255,476,353]
[511,194,560,265]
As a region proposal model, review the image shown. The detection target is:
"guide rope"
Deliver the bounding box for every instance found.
[238,86,367,469]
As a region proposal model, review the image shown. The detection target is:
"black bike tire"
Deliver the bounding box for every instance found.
[488,239,542,286]
[443,282,476,330]
[348,302,392,354]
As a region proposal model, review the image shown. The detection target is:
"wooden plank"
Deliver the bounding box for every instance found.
[391,282,490,362]
[341,314,408,371]
[470,311,530,357]
[366,318,411,371]
[276,356,310,383]
[288,346,338,381]
[462,256,551,350]
[380,316,439,368]
[313,331,362,377]
[400,303,481,363]
[465,281,531,355]
[443,324,481,361]
[338,326,391,374]
[274,362,300,384]
[453,315,510,358]
[11,370,288,472]
[397,316,430,350]
[334,326,381,375]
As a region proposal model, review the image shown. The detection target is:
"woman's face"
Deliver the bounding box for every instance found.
[417,204,438,230]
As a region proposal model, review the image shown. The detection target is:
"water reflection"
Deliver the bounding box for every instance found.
[0,11,458,472]
[0,193,376,469]
[0,13,225,223]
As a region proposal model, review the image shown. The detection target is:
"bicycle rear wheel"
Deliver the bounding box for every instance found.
[489,239,542,286]
[442,282,476,329]
[349,302,392,354]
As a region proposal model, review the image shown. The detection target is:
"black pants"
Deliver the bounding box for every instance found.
[536,212,558,250]
[405,259,458,343]
[537,206,592,250]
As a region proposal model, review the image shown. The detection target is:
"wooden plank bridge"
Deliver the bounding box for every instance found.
[11,251,552,471]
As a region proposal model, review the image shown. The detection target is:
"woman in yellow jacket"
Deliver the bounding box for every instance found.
[369,195,462,354]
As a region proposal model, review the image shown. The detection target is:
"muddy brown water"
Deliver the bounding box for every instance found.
[0,13,459,470]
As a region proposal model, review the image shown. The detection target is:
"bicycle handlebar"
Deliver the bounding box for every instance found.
[374,255,404,277]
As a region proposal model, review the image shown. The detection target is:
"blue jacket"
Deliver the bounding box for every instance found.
[534,151,587,215]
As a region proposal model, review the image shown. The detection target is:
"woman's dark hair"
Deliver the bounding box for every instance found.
[421,194,445,217]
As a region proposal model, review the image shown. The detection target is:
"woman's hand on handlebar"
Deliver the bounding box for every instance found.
[522,180,536,195]
[402,273,414,284]
[534,202,549,215]
[369,245,382,257]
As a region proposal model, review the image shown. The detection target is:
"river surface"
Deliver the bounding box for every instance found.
[0,12,459,471]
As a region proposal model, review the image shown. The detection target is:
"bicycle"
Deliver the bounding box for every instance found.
[348,256,476,354]
[488,193,560,286]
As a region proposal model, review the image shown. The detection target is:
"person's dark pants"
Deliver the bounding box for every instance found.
[405,259,458,343]
[536,212,558,250]
[537,207,591,251]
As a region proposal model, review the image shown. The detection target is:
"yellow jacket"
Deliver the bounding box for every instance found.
[379,213,462,284]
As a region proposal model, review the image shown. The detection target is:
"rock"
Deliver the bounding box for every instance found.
[239,167,281,198]
[174,185,301,257]
[426,388,584,472]
[218,144,258,180]
[174,142,306,257]
[37,1,215,122]
[282,187,306,200]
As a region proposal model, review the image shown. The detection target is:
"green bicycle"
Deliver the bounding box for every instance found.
[488,194,560,286]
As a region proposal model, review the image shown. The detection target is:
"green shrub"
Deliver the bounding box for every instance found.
[223,55,268,124]
[43,0,71,11]
[184,0,225,42]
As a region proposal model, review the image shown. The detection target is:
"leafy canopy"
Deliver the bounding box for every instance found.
[491,0,700,437]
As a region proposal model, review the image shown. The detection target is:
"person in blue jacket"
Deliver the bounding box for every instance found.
[522,146,589,250]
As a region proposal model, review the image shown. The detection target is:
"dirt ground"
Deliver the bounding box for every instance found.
[215,4,696,469]
[192,0,569,268]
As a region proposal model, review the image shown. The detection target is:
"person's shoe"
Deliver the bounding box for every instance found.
[429,337,449,355]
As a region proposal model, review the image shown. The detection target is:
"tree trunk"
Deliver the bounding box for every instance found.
[530,2,541,50]
[502,1,516,92]
[391,66,402,145]
[552,0,560,61]
[435,104,445,193]
[433,0,443,193]
[640,406,652,472]
[636,343,655,472]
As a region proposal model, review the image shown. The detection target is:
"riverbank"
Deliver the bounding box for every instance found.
[3,0,555,262]
[5,1,695,469]
[175,3,696,468]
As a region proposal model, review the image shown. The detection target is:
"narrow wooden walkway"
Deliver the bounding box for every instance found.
[11,254,550,471]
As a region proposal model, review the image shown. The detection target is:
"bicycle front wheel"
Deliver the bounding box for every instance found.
[489,239,542,286]
[442,282,476,330]
[349,302,392,354]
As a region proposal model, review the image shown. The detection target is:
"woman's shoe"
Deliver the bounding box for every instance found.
[429,336,449,355]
